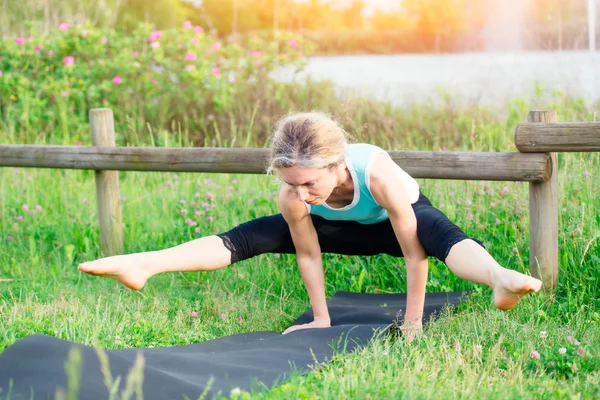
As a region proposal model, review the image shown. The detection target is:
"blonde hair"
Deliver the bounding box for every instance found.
[267,111,349,174]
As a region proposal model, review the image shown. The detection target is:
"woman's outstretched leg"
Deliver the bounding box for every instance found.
[78,235,232,290]
[445,239,542,310]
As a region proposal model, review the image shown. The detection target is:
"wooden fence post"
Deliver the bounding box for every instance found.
[90,108,123,257]
[528,110,558,292]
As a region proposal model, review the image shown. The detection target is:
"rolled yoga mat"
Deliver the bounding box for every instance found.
[0,291,470,399]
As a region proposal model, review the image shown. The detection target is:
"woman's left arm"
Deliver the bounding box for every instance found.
[369,153,428,340]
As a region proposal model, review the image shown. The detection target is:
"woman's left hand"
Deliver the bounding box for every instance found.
[400,319,423,343]
[282,317,331,335]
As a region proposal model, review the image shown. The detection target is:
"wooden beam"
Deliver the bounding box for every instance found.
[0,145,552,182]
[527,110,559,292]
[90,109,123,257]
[515,122,600,152]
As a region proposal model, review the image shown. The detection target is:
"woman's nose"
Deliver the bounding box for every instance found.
[297,186,309,201]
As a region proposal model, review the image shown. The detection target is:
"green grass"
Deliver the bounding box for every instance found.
[1,94,599,399]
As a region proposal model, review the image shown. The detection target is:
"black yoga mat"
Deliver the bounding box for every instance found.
[0,291,470,399]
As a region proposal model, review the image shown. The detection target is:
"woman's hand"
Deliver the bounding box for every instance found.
[400,318,423,343]
[282,317,331,335]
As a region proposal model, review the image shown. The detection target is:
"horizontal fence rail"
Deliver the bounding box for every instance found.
[515,122,600,152]
[0,145,552,182]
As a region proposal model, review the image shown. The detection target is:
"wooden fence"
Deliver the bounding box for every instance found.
[1,108,599,292]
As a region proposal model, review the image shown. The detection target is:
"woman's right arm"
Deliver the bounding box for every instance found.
[279,186,331,333]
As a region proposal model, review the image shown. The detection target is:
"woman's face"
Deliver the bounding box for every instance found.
[278,164,343,205]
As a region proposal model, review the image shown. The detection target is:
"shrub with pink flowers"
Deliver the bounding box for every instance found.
[0,22,313,145]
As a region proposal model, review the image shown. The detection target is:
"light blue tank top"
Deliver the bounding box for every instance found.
[306,143,411,225]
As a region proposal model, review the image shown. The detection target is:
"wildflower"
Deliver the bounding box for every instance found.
[539,331,548,338]
[194,227,200,234]
[567,336,573,342]
[191,37,199,44]
[185,64,194,71]
[190,311,198,318]
[207,216,214,223]
[180,200,187,205]
[289,38,298,47]
[82,30,88,38]
[583,171,589,177]
[558,347,567,355]
[490,202,496,208]
[201,202,209,209]
[82,198,88,205]
[59,23,69,31]
[195,211,203,217]
[61,91,69,97]
[148,30,162,42]
[194,26,204,33]
[63,56,75,66]
[474,344,482,355]
[185,52,197,61]
[232,179,237,184]
[237,316,243,323]
[228,186,234,191]
[132,51,139,57]
[22,204,29,211]
[211,42,221,50]
[231,388,241,396]
[220,313,227,319]
[15,216,24,222]
[180,209,188,215]
[495,218,501,225]
[112,75,122,85]
[577,347,586,356]
[211,67,220,76]
[151,41,160,49]
[0,71,2,78]
[121,197,126,202]
[36,205,42,212]
[133,62,140,68]
[7,236,13,241]
[251,50,262,57]
[34,45,43,52]
[182,20,193,29]
[47,50,54,57]
[191,201,197,207]
[151,78,159,85]
[512,248,519,255]
[15,37,26,45]
[207,192,215,200]
[100,36,108,44]
[574,340,580,346]
[530,351,541,359]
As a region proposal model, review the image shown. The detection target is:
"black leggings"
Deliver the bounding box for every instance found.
[217,192,484,264]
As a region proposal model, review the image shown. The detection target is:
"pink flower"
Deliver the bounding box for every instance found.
[0,71,2,78]
[151,41,160,49]
[132,51,139,57]
[191,37,199,44]
[495,218,501,225]
[63,56,75,66]
[182,20,193,29]
[151,78,159,85]
[112,75,122,85]
[82,198,88,205]
[185,64,194,71]
[220,313,227,319]
[289,38,298,47]
[148,30,162,42]
[82,30,88,38]
[190,311,198,318]
[15,37,26,45]
[59,23,69,31]
[180,200,187,205]
[567,336,573,342]
[194,26,204,33]
[180,209,188,215]
[36,205,42,212]
[583,170,590,177]
[47,50,54,57]
[577,347,586,356]
[195,211,203,217]
[237,316,243,323]
[251,50,262,57]
[207,192,215,200]
[211,67,220,76]
[185,52,197,61]
[7,236,13,241]
[15,216,24,222]
[201,203,209,209]
[34,45,43,52]
[61,91,69,97]
[100,36,108,44]
[211,42,221,50]
[530,351,540,359]
[207,216,214,223]
[22,204,29,211]
[194,227,201,234]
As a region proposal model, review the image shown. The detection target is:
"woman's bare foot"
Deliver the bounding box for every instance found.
[491,268,543,310]
[78,253,152,290]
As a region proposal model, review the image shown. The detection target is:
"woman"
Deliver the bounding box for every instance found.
[79,112,542,340]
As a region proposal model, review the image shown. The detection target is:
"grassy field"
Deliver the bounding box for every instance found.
[1,93,599,399]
